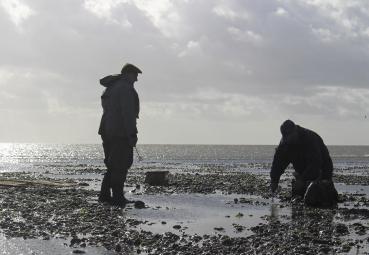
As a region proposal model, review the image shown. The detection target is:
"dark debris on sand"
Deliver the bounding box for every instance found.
[131,172,271,197]
[0,170,369,254]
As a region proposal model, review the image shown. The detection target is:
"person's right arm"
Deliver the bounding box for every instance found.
[270,143,290,192]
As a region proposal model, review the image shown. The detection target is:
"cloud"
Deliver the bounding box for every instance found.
[311,27,340,42]
[83,0,132,27]
[0,0,369,143]
[132,0,184,38]
[284,0,369,39]
[227,26,263,44]
[213,3,249,20]
[275,7,288,17]
[178,40,202,58]
[274,86,369,120]
[142,88,275,122]
[143,85,369,122]
[0,0,35,29]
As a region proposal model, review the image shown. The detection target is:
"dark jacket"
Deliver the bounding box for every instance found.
[270,125,333,183]
[98,75,139,138]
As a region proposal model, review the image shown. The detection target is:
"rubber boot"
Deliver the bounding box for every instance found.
[111,184,127,207]
[98,173,111,203]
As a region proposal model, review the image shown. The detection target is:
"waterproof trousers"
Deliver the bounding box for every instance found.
[99,135,133,204]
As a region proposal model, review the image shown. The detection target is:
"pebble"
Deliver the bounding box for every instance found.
[134,200,145,209]
[1,170,368,255]
[72,250,85,254]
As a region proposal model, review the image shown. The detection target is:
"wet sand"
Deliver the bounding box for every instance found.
[0,166,368,255]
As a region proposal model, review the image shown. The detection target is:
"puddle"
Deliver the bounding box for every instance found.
[126,193,291,237]
[0,235,118,255]
[336,183,369,196]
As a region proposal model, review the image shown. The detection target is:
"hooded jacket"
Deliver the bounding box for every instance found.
[270,125,333,184]
[98,74,139,138]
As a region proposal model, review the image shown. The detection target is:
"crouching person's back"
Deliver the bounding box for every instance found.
[270,120,339,207]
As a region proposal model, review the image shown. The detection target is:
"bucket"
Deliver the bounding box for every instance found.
[144,171,169,186]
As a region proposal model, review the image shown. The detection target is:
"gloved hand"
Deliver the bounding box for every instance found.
[128,134,138,147]
[270,181,279,193]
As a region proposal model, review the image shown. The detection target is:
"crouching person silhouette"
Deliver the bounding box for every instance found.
[270,120,338,207]
[98,63,142,207]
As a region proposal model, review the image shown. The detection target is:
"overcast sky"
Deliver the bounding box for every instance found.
[0,0,369,145]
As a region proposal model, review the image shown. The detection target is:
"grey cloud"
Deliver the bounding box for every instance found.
[2,0,368,95]
[1,0,369,143]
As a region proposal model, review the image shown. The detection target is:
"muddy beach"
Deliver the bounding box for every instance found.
[1,164,369,255]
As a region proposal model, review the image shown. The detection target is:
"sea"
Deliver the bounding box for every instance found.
[1,144,369,174]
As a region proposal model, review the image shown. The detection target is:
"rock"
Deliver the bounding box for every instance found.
[144,171,169,186]
[235,212,244,218]
[115,244,122,252]
[134,200,145,209]
[232,224,245,232]
[335,223,349,236]
[70,237,81,246]
[173,225,181,230]
[222,238,233,246]
[72,250,85,254]
[341,244,351,253]
[239,198,252,204]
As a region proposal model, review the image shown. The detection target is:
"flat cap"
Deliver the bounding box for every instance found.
[121,63,142,74]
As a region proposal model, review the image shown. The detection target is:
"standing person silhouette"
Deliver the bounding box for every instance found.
[98,63,142,207]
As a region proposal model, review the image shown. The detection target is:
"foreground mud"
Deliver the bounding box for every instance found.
[0,169,369,254]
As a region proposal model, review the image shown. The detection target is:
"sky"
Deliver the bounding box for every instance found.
[0,0,369,145]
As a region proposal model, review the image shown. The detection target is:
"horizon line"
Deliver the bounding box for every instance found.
[0,142,368,147]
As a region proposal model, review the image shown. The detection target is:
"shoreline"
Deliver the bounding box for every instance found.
[0,167,369,254]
